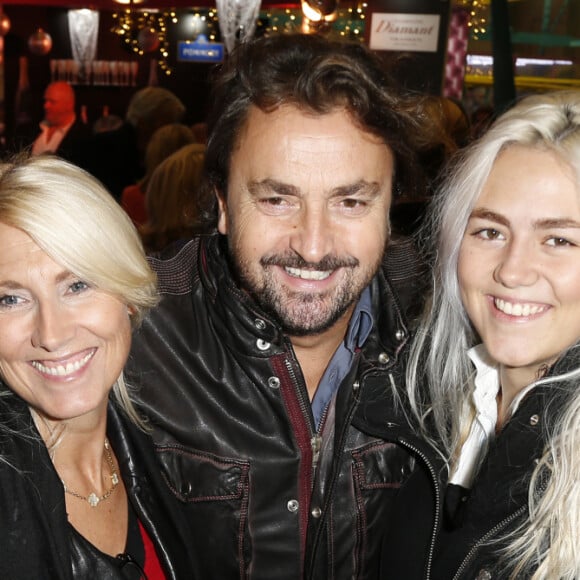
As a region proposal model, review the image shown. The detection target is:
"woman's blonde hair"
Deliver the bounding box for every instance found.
[0,154,158,425]
[408,90,580,579]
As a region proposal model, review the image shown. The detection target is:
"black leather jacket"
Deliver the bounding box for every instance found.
[0,393,195,579]
[357,355,574,580]
[126,233,427,580]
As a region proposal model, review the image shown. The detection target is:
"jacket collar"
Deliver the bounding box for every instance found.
[198,234,411,364]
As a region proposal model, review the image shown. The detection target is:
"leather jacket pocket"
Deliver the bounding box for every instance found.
[352,441,415,490]
[156,444,252,579]
[350,441,416,579]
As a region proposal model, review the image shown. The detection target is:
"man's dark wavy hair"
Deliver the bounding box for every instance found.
[200,33,428,225]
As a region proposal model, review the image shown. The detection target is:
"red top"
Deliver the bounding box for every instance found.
[138,520,166,580]
[121,184,148,227]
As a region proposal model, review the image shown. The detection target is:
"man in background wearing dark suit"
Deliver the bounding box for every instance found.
[31,81,90,164]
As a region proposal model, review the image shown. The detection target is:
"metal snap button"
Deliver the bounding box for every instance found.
[268,376,280,389]
[256,339,271,351]
[287,499,299,513]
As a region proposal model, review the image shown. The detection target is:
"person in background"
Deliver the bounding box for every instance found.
[0,154,195,579]
[125,33,432,580]
[79,87,186,202]
[121,123,196,227]
[190,122,208,145]
[390,95,470,237]
[470,104,495,140]
[362,90,580,579]
[93,105,124,135]
[30,81,91,165]
[140,142,209,254]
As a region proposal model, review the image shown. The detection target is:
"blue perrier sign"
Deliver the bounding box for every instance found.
[178,35,224,63]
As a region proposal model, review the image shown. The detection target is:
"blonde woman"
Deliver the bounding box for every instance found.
[358,90,580,579]
[0,155,195,578]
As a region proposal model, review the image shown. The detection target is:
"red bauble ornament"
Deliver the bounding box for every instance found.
[28,28,52,56]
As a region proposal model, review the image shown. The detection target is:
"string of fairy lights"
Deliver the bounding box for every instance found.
[111,4,368,76]
[111,1,488,76]
[111,10,172,75]
[456,0,488,41]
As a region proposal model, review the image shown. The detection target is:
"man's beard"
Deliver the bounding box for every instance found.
[232,250,381,337]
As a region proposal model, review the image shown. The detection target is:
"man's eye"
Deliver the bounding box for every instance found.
[342,199,366,209]
[262,197,287,206]
[257,197,296,213]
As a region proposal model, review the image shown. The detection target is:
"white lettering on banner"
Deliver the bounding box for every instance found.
[374,22,434,35]
[182,47,220,57]
[370,13,440,53]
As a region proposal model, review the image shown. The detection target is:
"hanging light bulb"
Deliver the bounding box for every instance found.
[0,10,11,36]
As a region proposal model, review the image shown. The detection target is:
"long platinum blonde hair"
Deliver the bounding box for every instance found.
[0,154,158,427]
[407,90,580,579]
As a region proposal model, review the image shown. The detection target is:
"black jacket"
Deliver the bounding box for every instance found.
[55,119,92,167]
[125,233,427,580]
[78,123,142,202]
[0,393,195,579]
[356,356,572,580]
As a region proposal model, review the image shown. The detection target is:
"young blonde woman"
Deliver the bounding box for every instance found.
[357,90,580,579]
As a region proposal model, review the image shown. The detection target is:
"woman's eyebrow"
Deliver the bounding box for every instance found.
[468,207,509,227]
[469,208,580,230]
[533,218,580,230]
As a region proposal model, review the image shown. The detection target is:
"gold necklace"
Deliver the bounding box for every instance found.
[61,438,120,508]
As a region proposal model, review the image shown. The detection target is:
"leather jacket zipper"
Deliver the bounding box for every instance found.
[399,438,442,580]
[284,357,315,428]
[451,505,527,580]
[282,347,330,479]
[283,357,316,468]
[311,434,322,474]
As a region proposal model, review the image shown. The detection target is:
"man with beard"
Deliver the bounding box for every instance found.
[126,33,429,580]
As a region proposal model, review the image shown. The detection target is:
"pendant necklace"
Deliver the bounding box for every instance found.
[61,438,120,508]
